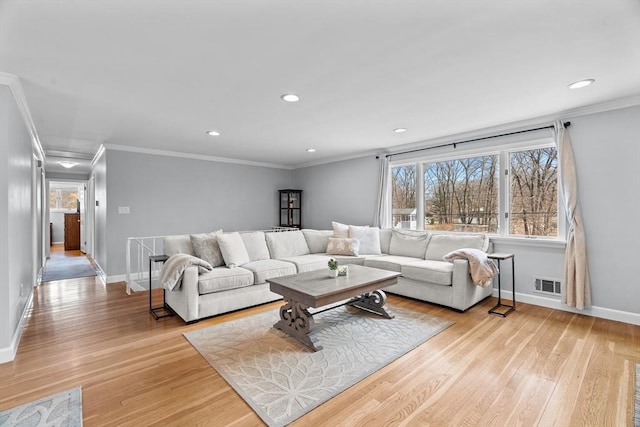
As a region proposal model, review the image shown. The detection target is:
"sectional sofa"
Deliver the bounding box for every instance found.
[162,226,493,323]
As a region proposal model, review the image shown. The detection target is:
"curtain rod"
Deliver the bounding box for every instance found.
[380,121,571,159]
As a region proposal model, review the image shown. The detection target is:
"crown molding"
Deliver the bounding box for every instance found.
[0,72,46,162]
[102,143,293,170]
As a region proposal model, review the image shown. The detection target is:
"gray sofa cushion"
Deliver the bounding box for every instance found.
[198,267,254,295]
[425,233,488,261]
[401,260,453,286]
[242,259,296,284]
[241,231,271,261]
[379,228,393,254]
[189,231,224,267]
[389,230,429,258]
[364,255,423,272]
[279,254,332,273]
[265,230,311,258]
[301,229,333,253]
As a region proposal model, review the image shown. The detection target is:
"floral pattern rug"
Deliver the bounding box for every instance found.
[184,304,452,427]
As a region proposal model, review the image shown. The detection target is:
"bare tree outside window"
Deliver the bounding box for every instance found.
[392,165,416,229]
[424,156,498,233]
[509,147,558,236]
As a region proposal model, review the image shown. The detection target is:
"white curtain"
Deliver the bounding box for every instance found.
[374,155,391,228]
[555,120,591,309]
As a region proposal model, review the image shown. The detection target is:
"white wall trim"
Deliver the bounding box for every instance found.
[0,72,46,163]
[103,143,294,170]
[492,289,640,326]
[0,290,33,364]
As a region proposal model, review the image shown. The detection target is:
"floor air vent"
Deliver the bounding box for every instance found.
[534,277,561,296]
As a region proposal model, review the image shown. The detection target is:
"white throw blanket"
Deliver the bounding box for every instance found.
[161,254,213,291]
[443,248,498,287]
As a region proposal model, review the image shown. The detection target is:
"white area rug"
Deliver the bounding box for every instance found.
[0,387,82,427]
[184,304,453,427]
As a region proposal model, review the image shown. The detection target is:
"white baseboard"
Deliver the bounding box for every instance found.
[0,290,34,364]
[492,289,640,326]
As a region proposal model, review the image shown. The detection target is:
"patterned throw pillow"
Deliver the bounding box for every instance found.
[189,230,224,267]
[326,237,360,256]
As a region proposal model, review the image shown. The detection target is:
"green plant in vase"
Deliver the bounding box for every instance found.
[328,258,338,277]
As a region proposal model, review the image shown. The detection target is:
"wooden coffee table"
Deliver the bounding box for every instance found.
[267,264,401,351]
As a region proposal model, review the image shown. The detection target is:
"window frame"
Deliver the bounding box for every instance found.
[388,135,566,243]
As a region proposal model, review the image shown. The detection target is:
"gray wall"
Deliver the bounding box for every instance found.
[0,85,36,356]
[292,155,379,229]
[99,149,293,277]
[293,105,640,315]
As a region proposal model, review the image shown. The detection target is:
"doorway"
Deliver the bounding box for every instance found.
[44,179,96,282]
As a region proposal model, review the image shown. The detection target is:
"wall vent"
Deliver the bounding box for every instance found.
[533,277,561,296]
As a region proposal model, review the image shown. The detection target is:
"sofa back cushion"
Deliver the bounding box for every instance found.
[379,229,393,254]
[240,231,271,261]
[425,233,489,261]
[217,232,251,266]
[389,229,429,258]
[164,235,196,257]
[302,229,333,253]
[265,230,311,259]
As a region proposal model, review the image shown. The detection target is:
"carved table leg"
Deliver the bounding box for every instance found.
[348,290,394,319]
[274,298,322,351]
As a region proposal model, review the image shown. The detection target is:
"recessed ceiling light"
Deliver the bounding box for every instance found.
[58,161,78,169]
[281,94,300,102]
[306,148,316,153]
[393,128,407,133]
[568,79,595,89]
[206,130,220,136]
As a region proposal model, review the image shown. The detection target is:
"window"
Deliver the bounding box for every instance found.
[391,165,416,229]
[389,142,560,238]
[508,147,558,236]
[424,155,498,233]
[49,187,78,210]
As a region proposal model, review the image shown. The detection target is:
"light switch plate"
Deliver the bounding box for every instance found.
[118,206,130,214]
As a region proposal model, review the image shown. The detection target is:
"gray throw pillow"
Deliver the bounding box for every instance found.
[189,230,224,267]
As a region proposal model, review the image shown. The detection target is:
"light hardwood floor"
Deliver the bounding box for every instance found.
[1,274,638,426]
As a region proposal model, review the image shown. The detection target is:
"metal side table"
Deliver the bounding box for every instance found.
[149,255,173,320]
[488,252,515,317]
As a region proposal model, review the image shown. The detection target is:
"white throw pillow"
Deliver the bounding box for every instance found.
[326,237,360,256]
[332,221,349,238]
[348,225,381,255]
[389,229,429,258]
[217,232,251,266]
[240,231,271,261]
[189,230,224,267]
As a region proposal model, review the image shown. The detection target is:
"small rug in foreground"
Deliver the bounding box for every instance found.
[0,387,82,427]
[41,257,97,282]
[184,304,453,427]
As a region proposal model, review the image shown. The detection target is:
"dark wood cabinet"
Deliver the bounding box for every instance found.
[279,190,302,229]
[64,213,81,250]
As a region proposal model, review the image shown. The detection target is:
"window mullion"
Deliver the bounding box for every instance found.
[499,152,509,237]
[416,162,425,231]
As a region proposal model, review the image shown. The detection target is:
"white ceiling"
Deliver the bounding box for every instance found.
[1,0,639,172]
